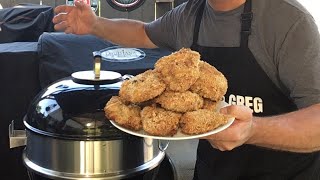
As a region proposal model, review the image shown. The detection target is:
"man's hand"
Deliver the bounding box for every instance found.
[52,1,97,35]
[203,105,254,151]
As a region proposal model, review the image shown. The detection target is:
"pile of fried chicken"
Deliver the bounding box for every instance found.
[104,48,230,136]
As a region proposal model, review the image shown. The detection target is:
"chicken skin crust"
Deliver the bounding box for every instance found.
[202,98,219,111]
[180,109,229,135]
[141,106,181,136]
[104,96,142,131]
[119,70,166,103]
[155,90,204,113]
[155,48,200,92]
[190,61,228,101]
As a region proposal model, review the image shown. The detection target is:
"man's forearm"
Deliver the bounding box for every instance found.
[91,17,156,48]
[247,103,320,153]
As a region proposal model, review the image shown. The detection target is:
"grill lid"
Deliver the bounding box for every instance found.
[24,76,130,140]
[24,52,132,140]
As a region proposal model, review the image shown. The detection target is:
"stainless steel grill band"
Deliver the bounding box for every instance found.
[24,131,165,179]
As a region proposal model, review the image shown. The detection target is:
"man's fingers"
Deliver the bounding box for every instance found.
[220,105,253,121]
[54,21,68,32]
[207,139,234,151]
[52,13,68,24]
[74,1,90,10]
[54,5,73,14]
[65,26,74,34]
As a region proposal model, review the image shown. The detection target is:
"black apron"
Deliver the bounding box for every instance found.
[191,0,320,179]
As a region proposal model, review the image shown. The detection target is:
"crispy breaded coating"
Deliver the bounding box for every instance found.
[155,48,200,92]
[202,99,218,111]
[155,90,204,113]
[104,96,142,131]
[190,61,228,101]
[180,109,229,135]
[141,106,181,136]
[104,48,231,137]
[119,70,166,103]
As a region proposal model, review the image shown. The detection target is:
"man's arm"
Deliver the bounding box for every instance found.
[248,103,320,153]
[53,1,156,48]
[91,17,156,48]
[206,104,320,153]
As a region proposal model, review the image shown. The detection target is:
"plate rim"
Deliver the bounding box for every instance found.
[110,116,235,140]
[109,100,235,140]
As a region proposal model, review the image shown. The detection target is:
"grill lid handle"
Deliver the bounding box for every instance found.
[71,51,122,85]
[93,51,102,79]
[8,120,27,148]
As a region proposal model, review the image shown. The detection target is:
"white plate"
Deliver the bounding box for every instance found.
[110,101,235,140]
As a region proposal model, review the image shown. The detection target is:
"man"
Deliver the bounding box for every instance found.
[53,0,320,179]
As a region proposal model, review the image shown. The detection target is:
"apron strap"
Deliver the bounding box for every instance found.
[192,0,206,45]
[240,0,253,48]
[192,0,253,48]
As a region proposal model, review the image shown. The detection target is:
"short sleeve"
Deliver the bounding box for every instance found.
[145,4,186,51]
[277,14,320,108]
